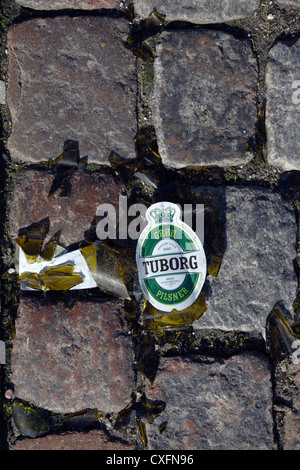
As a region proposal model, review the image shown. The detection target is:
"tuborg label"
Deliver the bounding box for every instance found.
[136,202,206,312]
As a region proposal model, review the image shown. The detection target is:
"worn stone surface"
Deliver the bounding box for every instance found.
[11,294,135,414]
[278,0,300,7]
[266,37,300,171]
[152,29,257,169]
[145,353,274,450]
[133,0,260,23]
[193,186,297,332]
[7,16,137,164]
[284,411,300,450]
[10,429,135,450]
[9,168,124,250]
[15,0,119,9]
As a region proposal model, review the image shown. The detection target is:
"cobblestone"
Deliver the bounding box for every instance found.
[270,356,300,450]
[9,167,124,248]
[7,16,137,164]
[10,429,135,450]
[133,0,260,23]
[0,81,5,105]
[278,0,300,7]
[145,353,274,450]
[15,0,120,9]
[152,29,257,168]
[1,0,300,453]
[193,186,297,332]
[266,37,300,171]
[11,294,135,414]
[280,362,300,449]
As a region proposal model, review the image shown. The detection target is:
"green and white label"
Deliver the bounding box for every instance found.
[136,202,206,312]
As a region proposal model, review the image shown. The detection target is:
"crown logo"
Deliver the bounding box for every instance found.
[150,204,175,224]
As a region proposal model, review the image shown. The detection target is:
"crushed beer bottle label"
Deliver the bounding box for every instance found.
[136,202,206,312]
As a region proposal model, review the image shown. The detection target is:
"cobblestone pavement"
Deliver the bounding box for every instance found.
[0,0,300,452]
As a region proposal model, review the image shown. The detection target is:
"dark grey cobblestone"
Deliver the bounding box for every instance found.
[145,352,274,450]
[278,0,300,7]
[152,29,257,168]
[266,36,300,171]
[193,186,297,332]
[133,0,261,23]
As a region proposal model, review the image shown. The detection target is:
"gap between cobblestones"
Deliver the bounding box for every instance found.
[0,0,300,450]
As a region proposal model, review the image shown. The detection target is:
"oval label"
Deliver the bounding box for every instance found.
[136,202,206,312]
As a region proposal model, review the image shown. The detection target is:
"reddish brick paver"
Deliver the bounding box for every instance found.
[276,360,300,450]
[7,16,137,164]
[11,294,135,414]
[9,168,124,248]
